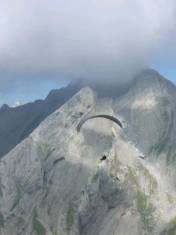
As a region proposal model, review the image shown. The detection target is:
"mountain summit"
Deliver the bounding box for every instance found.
[0,70,176,234]
[0,69,172,159]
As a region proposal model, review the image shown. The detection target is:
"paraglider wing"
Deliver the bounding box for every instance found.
[77,114,123,132]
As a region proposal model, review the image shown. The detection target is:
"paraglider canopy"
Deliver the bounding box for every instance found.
[76,114,123,132]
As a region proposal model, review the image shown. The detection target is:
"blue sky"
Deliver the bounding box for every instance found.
[153,65,176,84]
[0,78,69,107]
[0,64,175,108]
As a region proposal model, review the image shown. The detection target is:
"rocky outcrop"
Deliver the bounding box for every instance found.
[0,80,81,158]
[113,69,176,164]
[1,78,176,235]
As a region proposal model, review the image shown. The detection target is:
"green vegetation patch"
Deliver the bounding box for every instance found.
[136,190,155,235]
[167,228,176,235]
[169,217,176,227]
[33,209,46,235]
[66,202,75,232]
[124,166,155,234]
[160,216,176,235]
[149,107,174,162]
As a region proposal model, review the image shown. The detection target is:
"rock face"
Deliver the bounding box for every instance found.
[0,81,81,158]
[0,77,132,159]
[0,70,176,235]
[114,69,176,163]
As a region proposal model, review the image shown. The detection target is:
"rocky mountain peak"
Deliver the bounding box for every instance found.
[112,69,176,164]
[128,69,174,96]
[0,83,176,235]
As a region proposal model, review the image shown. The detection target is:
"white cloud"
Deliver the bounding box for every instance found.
[11,101,22,108]
[0,0,175,88]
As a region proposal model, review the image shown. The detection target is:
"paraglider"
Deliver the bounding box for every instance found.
[76,114,123,132]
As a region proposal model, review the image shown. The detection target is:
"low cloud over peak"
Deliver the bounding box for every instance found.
[0,0,176,89]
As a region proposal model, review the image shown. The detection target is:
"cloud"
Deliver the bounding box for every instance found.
[11,101,22,108]
[0,0,176,89]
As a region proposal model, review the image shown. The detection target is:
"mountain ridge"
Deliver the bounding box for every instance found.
[0,82,176,234]
[0,80,82,158]
[0,68,176,160]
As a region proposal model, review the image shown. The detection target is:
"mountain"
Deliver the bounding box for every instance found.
[0,76,134,159]
[114,69,176,164]
[0,81,82,158]
[0,70,176,235]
